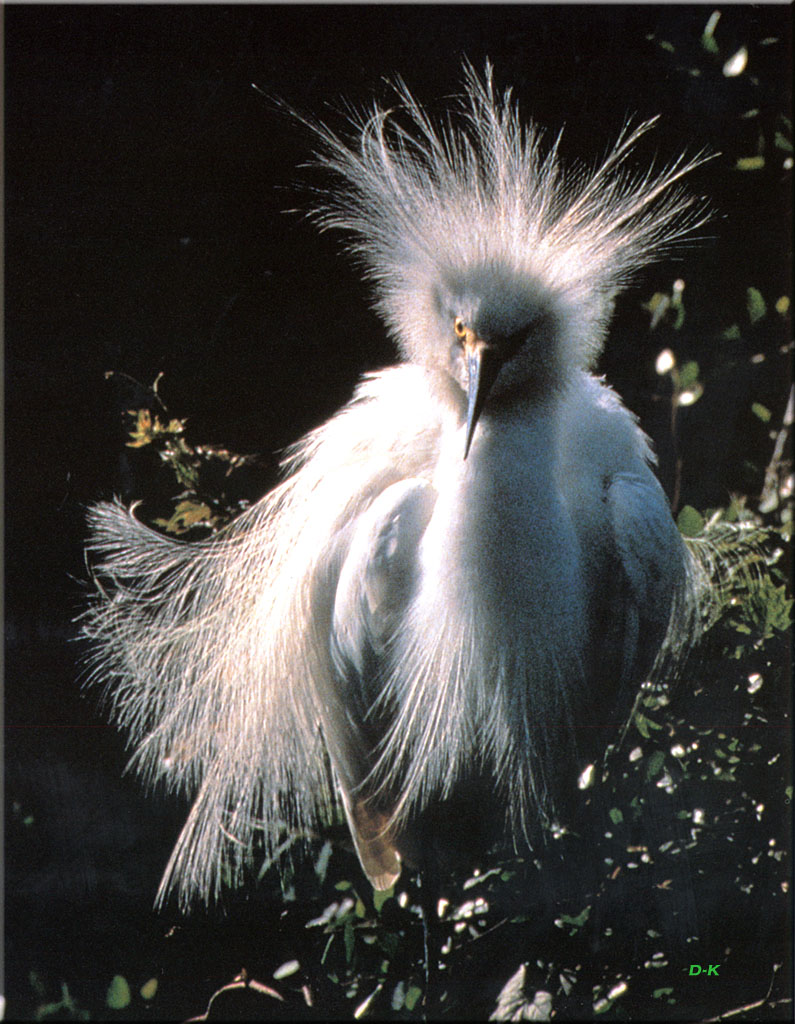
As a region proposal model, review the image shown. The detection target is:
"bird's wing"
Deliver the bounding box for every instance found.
[327,478,437,889]
[604,470,688,698]
[82,367,443,906]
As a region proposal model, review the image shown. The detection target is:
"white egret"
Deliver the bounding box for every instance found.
[83,64,709,910]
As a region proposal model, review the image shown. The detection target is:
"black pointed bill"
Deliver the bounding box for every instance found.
[463,339,503,459]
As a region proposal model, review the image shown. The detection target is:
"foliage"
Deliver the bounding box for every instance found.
[108,370,263,538]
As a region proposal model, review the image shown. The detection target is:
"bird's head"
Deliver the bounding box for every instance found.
[304,62,710,454]
[428,261,579,456]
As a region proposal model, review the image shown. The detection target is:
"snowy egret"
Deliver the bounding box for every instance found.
[83,64,708,908]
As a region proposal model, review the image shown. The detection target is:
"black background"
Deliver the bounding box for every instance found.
[4,4,792,1020]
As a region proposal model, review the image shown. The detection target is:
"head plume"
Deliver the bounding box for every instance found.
[300,61,711,369]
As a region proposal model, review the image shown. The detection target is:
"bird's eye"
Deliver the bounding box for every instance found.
[454,318,467,339]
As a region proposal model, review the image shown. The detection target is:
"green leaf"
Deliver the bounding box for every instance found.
[677,506,705,537]
[701,11,721,52]
[747,287,767,323]
[373,886,394,913]
[343,920,355,964]
[34,982,91,1022]
[646,750,666,780]
[106,975,131,1010]
[722,323,742,340]
[762,583,794,633]
[560,906,592,928]
[736,155,765,171]
[171,459,200,491]
[678,361,700,389]
[752,402,771,423]
[405,986,423,1012]
[644,291,668,316]
[609,807,624,825]
[140,978,158,1001]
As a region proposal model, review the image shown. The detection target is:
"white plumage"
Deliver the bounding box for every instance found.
[83,64,709,908]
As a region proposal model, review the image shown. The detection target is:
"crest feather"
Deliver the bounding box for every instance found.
[302,61,711,362]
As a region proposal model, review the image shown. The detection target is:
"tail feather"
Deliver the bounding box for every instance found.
[82,500,333,907]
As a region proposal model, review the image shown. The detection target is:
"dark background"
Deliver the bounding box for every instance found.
[4,4,792,1020]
